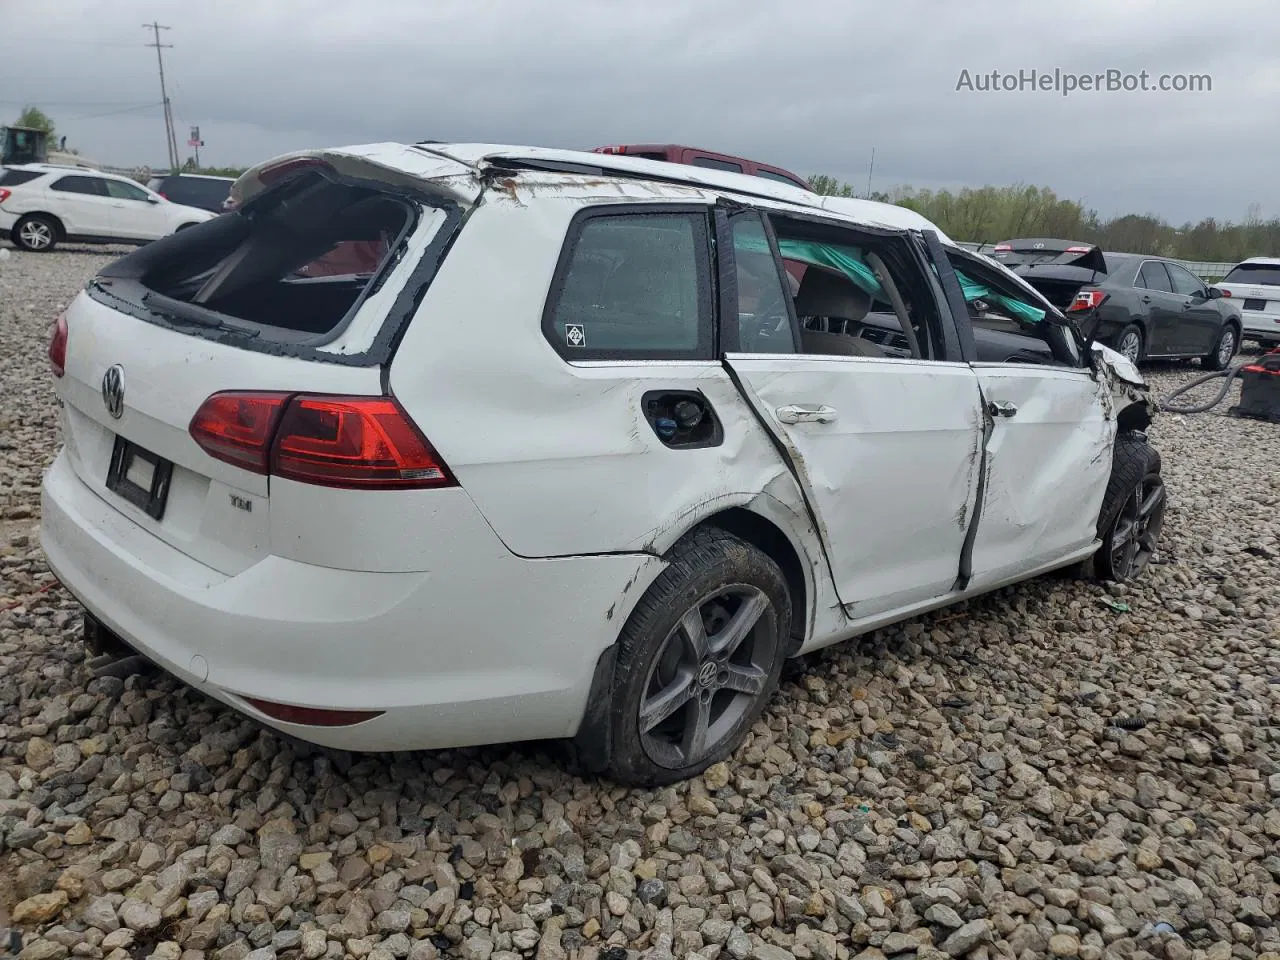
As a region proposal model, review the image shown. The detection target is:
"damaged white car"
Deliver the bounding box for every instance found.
[40,142,1165,785]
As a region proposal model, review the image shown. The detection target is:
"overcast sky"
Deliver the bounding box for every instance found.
[4,0,1277,226]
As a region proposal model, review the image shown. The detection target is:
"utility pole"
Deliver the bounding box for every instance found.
[865,147,875,200]
[142,22,179,172]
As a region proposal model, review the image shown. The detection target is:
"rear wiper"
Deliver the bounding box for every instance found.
[141,290,260,338]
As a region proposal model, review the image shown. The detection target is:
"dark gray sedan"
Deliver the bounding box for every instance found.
[992,240,1241,369]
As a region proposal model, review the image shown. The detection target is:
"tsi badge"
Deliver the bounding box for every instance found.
[101,364,126,419]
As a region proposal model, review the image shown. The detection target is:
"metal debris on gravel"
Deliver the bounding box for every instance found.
[2,245,1278,960]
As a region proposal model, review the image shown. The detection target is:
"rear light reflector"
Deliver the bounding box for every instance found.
[0,189,10,204]
[272,396,452,489]
[1065,245,1093,253]
[1218,288,1231,297]
[242,697,383,727]
[189,392,289,473]
[992,244,1012,253]
[49,314,68,377]
[188,392,454,489]
[1068,290,1106,312]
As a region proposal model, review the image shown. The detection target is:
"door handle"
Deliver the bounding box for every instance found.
[776,404,838,424]
[987,400,1018,418]
[1141,296,1152,304]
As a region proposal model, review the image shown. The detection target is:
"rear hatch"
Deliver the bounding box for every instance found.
[53,146,478,575]
[990,238,1101,269]
[1215,262,1280,316]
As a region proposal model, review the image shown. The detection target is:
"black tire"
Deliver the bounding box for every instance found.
[1114,324,1144,365]
[584,528,791,787]
[12,214,60,252]
[1084,432,1166,582]
[1202,325,1238,371]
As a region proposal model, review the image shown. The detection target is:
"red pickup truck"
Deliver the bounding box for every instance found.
[592,144,811,191]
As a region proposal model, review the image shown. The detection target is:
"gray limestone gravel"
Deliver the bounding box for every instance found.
[1,245,1278,960]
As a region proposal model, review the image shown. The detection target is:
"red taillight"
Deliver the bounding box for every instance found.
[993,244,1012,253]
[271,396,452,489]
[48,314,68,377]
[188,392,454,490]
[1065,245,1093,253]
[189,391,289,474]
[1068,290,1106,312]
[258,157,330,185]
[242,697,383,727]
[0,189,11,204]
[1218,288,1231,297]
[158,192,168,200]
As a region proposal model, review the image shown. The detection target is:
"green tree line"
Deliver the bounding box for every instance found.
[809,175,1276,263]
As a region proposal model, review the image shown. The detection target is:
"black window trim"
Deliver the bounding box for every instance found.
[540,203,716,362]
[714,207,803,356]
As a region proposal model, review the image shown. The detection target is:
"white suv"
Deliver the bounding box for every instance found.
[39,142,1165,785]
[1214,257,1280,347]
[0,164,214,251]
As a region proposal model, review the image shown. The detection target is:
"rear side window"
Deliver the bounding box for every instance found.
[0,169,43,187]
[1137,261,1173,292]
[50,175,107,196]
[544,210,712,360]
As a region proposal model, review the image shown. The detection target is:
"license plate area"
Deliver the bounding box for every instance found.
[106,436,173,521]
[1244,298,1267,311]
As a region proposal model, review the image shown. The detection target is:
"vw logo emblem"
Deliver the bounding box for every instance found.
[697,661,718,687]
[102,365,125,420]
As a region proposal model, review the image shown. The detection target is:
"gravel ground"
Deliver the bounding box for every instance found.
[1,247,1278,960]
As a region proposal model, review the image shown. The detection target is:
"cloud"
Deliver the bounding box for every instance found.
[4,0,1275,225]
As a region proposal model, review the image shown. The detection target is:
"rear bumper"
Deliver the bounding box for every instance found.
[1237,309,1280,340]
[40,450,663,751]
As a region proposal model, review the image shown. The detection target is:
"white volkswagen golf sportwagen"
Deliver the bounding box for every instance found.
[40,142,1165,785]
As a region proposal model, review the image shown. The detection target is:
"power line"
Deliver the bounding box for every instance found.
[142,22,179,172]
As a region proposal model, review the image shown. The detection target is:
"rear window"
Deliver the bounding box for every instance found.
[543,210,711,359]
[161,177,231,209]
[99,172,430,352]
[689,156,743,173]
[0,169,43,187]
[1223,264,1280,287]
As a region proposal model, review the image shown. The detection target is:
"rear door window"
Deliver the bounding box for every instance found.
[1137,261,1174,292]
[50,175,108,196]
[165,178,231,208]
[730,214,797,353]
[544,209,712,360]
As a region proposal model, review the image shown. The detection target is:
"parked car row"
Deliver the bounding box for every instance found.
[992,238,1246,367]
[41,140,1166,784]
[0,167,234,251]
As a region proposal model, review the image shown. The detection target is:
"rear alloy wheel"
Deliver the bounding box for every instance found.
[1116,325,1144,364]
[586,528,790,786]
[1090,433,1166,581]
[13,214,59,252]
[1202,326,1238,371]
